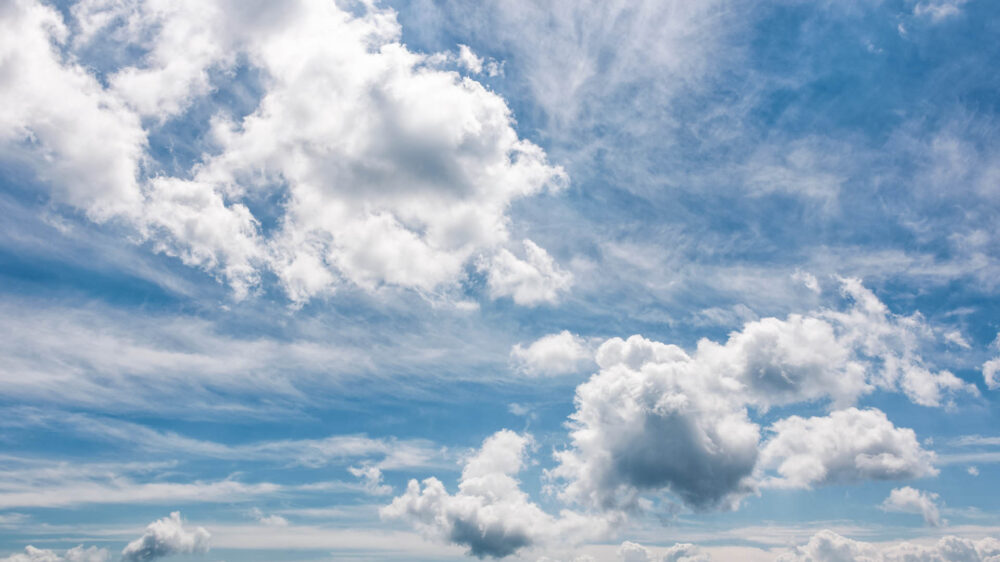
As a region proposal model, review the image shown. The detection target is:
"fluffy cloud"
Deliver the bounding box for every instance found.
[0,546,108,562]
[382,430,610,559]
[758,409,938,489]
[881,486,944,527]
[0,0,146,220]
[983,358,1000,390]
[777,530,1000,562]
[3,0,569,303]
[121,512,210,562]
[549,280,949,513]
[511,331,594,377]
[619,541,711,562]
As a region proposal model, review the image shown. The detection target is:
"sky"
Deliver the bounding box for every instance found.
[0,0,999,560]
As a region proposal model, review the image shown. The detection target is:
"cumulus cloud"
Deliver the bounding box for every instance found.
[777,530,1000,562]
[382,430,610,559]
[121,512,210,562]
[248,507,288,527]
[758,409,938,489]
[3,0,569,304]
[618,541,711,562]
[881,486,945,527]
[983,358,1000,390]
[349,464,393,496]
[511,331,594,377]
[0,546,108,562]
[482,240,574,306]
[548,280,950,513]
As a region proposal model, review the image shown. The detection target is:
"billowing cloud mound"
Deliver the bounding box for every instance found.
[758,409,938,489]
[121,512,210,562]
[0,546,108,562]
[619,540,711,562]
[881,486,945,527]
[510,331,594,377]
[549,280,947,512]
[777,530,1000,561]
[382,430,609,559]
[1,0,570,304]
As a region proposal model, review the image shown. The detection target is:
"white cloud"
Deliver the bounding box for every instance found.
[881,486,945,527]
[0,0,146,221]
[777,530,1000,561]
[511,331,594,377]
[968,466,980,476]
[548,279,951,513]
[758,408,938,490]
[382,430,611,559]
[619,541,711,562]
[482,240,574,306]
[983,358,1000,390]
[3,0,569,304]
[121,512,210,562]
[0,546,108,562]
[913,0,969,22]
[248,507,288,527]
[349,465,393,496]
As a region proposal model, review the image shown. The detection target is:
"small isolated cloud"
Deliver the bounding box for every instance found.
[348,464,393,496]
[777,530,1000,561]
[248,507,288,527]
[618,540,711,562]
[121,512,210,562]
[943,330,971,349]
[983,357,1000,390]
[382,430,610,559]
[913,0,969,22]
[758,408,938,489]
[0,546,108,562]
[881,486,945,527]
[792,270,822,294]
[482,240,573,306]
[511,331,594,377]
[968,466,980,476]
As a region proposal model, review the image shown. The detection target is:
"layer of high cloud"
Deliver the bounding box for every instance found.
[382,430,610,559]
[121,511,210,562]
[0,0,570,304]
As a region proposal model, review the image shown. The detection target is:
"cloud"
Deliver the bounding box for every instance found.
[881,486,944,527]
[913,0,969,22]
[511,331,594,377]
[983,358,1000,390]
[481,240,574,306]
[548,279,949,513]
[248,507,288,527]
[777,530,1000,561]
[0,546,108,562]
[758,409,938,489]
[121,512,210,562]
[0,0,146,220]
[349,465,393,496]
[618,541,711,562]
[382,430,610,559]
[3,0,569,303]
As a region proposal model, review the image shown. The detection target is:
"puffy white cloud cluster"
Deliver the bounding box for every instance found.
[983,358,1000,390]
[121,511,210,562]
[758,409,938,489]
[0,546,108,562]
[382,430,610,559]
[777,530,1000,562]
[511,331,594,377]
[1,0,570,304]
[881,486,944,527]
[619,541,711,562]
[548,280,949,512]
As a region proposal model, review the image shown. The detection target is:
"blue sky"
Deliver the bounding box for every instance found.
[0,0,999,560]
